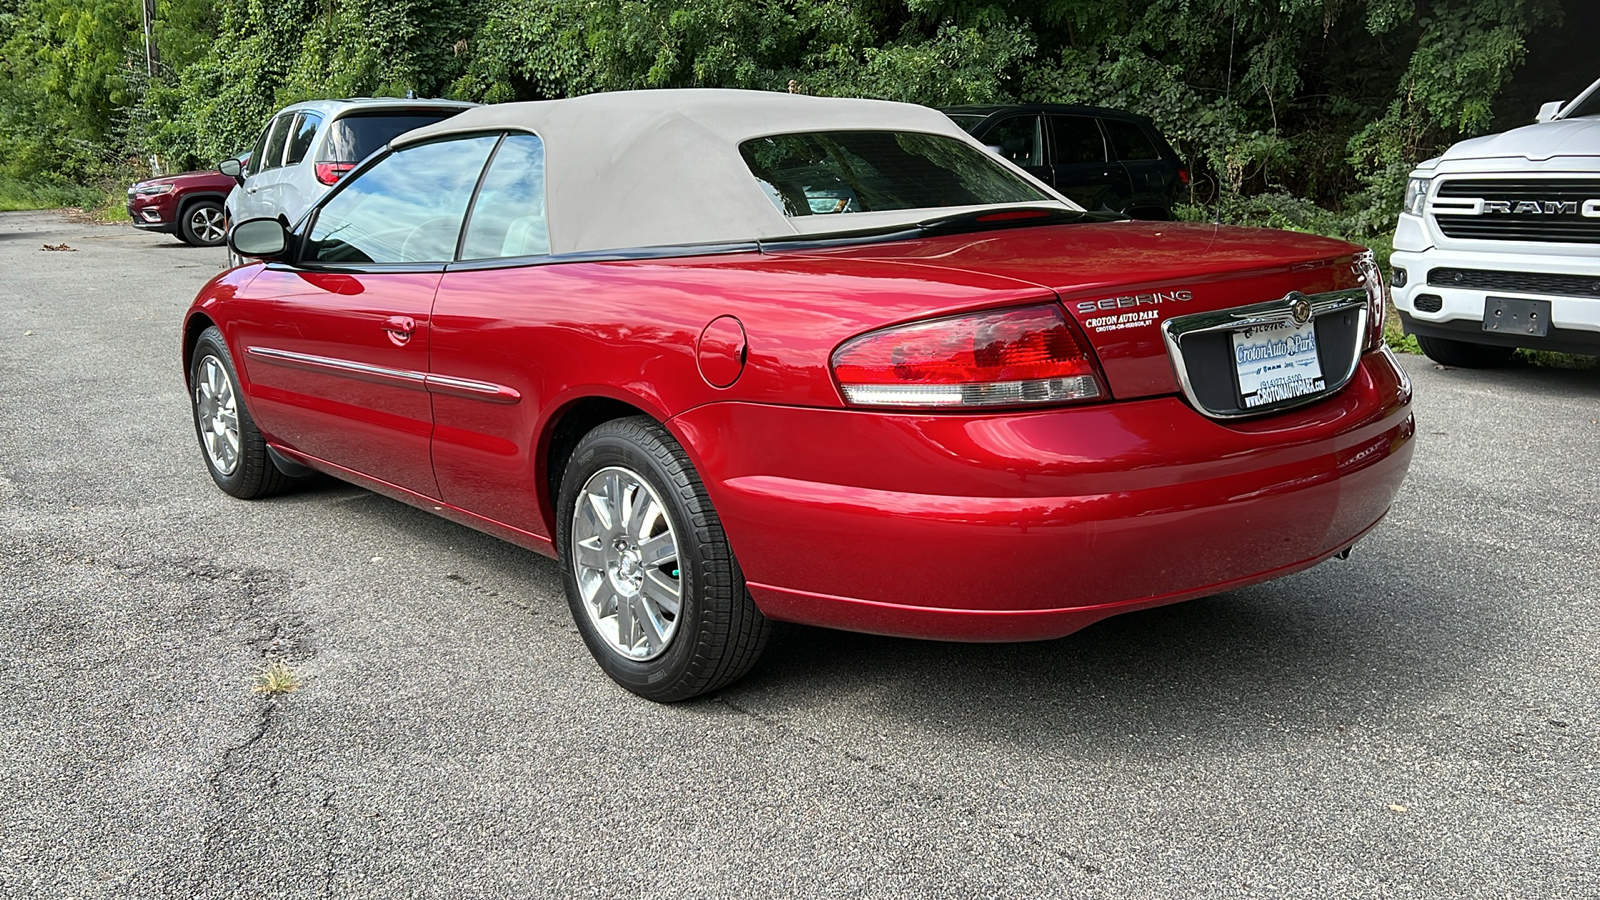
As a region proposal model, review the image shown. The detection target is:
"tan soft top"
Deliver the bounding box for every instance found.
[395,88,1073,255]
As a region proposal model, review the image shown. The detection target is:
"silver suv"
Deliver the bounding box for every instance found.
[222,98,476,230]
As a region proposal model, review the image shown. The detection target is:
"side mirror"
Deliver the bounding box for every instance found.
[1536,100,1565,123]
[985,144,1005,156]
[218,157,244,186]
[229,217,289,261]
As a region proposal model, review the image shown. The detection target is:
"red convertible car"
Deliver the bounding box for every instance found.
[186,90,1414,701]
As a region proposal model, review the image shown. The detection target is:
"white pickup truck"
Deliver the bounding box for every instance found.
[1391,76,1600,367]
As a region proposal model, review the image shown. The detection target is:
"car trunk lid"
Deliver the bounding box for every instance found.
[775,220,1369,400]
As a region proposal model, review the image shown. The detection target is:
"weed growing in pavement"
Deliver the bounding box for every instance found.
[252,659,302,695]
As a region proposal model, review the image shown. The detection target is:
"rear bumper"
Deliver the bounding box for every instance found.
[671,346,1414,642]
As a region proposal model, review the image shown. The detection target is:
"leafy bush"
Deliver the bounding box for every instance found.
[0,0,1575,227]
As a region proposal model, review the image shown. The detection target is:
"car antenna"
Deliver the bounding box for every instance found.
[1218,0,1236,227]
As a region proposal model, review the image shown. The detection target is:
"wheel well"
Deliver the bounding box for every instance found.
[177,193,226,217]
[543,397,653,531]
[182,313,217,383]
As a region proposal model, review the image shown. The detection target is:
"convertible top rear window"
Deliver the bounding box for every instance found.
[740,131,1048,217]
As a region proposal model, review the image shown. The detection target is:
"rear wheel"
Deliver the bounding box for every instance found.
[1416,335,1516,368]
[556,417,770,702]
[190,327,294,498]
[180,199,227,247]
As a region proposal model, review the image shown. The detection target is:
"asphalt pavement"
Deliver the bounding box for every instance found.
[1,209,1596,898]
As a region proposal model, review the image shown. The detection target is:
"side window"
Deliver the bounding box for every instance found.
[982,116,1043,168]
[259,115,295,172]
[460,134,549,259]
[246,125,272,177]
[285,112,323,167]
[305,135,499,265]
[1050,116,1108,165]
[1104,120,1161,161]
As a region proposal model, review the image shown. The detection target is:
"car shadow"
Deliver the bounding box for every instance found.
[1410,352,1600,396]
[270,479,1490,752]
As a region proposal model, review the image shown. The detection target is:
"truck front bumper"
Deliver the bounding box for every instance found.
[1391,237,1600,354]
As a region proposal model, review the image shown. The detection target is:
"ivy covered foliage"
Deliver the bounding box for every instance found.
[0,0,1578,235]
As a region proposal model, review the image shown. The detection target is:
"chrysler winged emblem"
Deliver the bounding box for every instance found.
[1289,293,1313,325]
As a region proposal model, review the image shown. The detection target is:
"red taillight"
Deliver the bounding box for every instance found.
[1178,167,1191,186]
[315,162,356,185]
[831,304,1103,409]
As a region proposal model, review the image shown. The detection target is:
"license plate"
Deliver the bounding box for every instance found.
[1231,319,1325,409]
[1482,296,1550,337]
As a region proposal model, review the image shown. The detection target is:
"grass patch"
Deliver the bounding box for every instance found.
[252,659,302,695]
[91,185,131,222]
[0,174,133,222]
[0,174,103,212]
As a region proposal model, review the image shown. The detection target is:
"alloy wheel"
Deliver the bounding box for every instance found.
[194,355,240,476]
[570,465,682,660]
[190,206,226,244]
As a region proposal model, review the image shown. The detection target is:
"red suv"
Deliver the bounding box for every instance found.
[127,161,244,247]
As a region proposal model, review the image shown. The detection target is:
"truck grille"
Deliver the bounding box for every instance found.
[1428,267,1600,298]
[1433,179,1600,244]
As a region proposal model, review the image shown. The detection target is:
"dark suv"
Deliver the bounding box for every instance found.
[127,159,248,247]
[942,105,1187,219]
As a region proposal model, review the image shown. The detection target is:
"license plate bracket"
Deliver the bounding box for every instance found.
[1482,296,1551,337]
[1231,318,1326,409]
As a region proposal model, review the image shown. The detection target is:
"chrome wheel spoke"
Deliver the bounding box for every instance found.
[632,596,668,654]
[627,493,658,542]
[641,570,681,618]
[573,535,606,573]
[637,530,677,568]
[612,588,636,647]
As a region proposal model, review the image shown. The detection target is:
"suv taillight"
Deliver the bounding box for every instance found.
[831,304,1103,409]
[315,162,356,185]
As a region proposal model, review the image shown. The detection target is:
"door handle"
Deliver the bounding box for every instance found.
[246,185,258,193]
[383,315,416,346]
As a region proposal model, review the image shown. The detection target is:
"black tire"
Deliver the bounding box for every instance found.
[556,416,770,702]
[1416,334,1516,368]
[179,199,227,247]
[189,327,294,498]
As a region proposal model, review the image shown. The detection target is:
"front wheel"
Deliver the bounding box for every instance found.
[189,327,294,498]
[1415,335,1516,368]
[180,199,227,247]
[556,417,770,702]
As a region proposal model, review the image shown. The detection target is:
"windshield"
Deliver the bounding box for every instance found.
[740,131,1049,217]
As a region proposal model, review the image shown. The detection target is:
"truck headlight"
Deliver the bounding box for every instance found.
[1403,177,1430,217]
